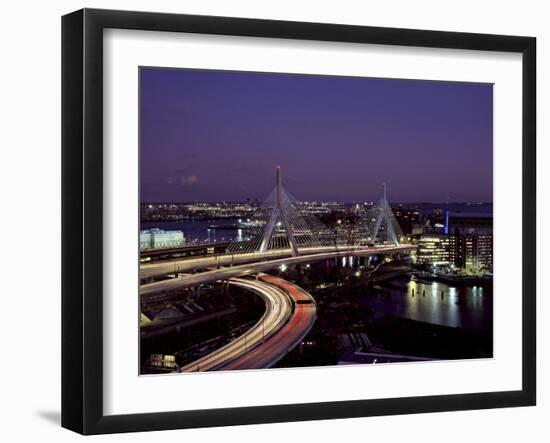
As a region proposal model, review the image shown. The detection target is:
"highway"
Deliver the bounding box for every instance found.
[179,277,293,372]
[140,244,415,280]
[219,274,317,371]
[140,244,415,299]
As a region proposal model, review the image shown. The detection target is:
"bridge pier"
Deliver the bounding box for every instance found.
[190,285,202,297]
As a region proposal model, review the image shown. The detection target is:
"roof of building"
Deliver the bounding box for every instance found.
[449,212,492,219]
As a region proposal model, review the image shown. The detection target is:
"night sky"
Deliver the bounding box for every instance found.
[140,67,493,203]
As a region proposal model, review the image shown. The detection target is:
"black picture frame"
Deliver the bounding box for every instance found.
[62,8,536,435]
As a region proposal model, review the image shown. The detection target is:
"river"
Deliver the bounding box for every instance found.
[361,275,492,331]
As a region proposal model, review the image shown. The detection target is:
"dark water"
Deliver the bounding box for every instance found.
[141,218,242,245]
[360,276,492,331]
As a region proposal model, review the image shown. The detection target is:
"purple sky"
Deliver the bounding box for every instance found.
[140,67,493,203]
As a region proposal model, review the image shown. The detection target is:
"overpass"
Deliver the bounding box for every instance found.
[140,244,415,299]
[140,242,230,263]
[140,243,415,280]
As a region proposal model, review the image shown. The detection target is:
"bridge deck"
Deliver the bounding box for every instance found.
[140,244,416,299]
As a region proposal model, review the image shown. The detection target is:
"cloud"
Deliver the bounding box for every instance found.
[179,175,199,186]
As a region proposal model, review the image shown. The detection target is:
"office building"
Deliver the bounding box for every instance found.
[448,213,493,273]
[416,234,450,266]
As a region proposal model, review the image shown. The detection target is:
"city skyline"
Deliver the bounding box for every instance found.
[140,67,493,203]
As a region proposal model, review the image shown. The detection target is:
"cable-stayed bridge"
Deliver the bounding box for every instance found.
[225,167,402,257]
[141,167,412,284]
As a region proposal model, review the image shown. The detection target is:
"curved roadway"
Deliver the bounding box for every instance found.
[220,274,317,371]
[179,276,293,372]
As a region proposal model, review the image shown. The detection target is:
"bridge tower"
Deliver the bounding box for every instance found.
[227,166,334,256]
[259,167,300,255]
[370,182,402,246]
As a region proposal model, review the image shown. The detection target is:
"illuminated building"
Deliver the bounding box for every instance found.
[140,228,186,250]
[452,233,493,273]
[448,213,493,273]
[417,234,450,266]
[144,354,178,373]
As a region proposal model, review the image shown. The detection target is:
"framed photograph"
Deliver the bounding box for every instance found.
[62,8,536,435]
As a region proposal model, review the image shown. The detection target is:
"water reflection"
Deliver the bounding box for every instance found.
[361,276,492,331]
